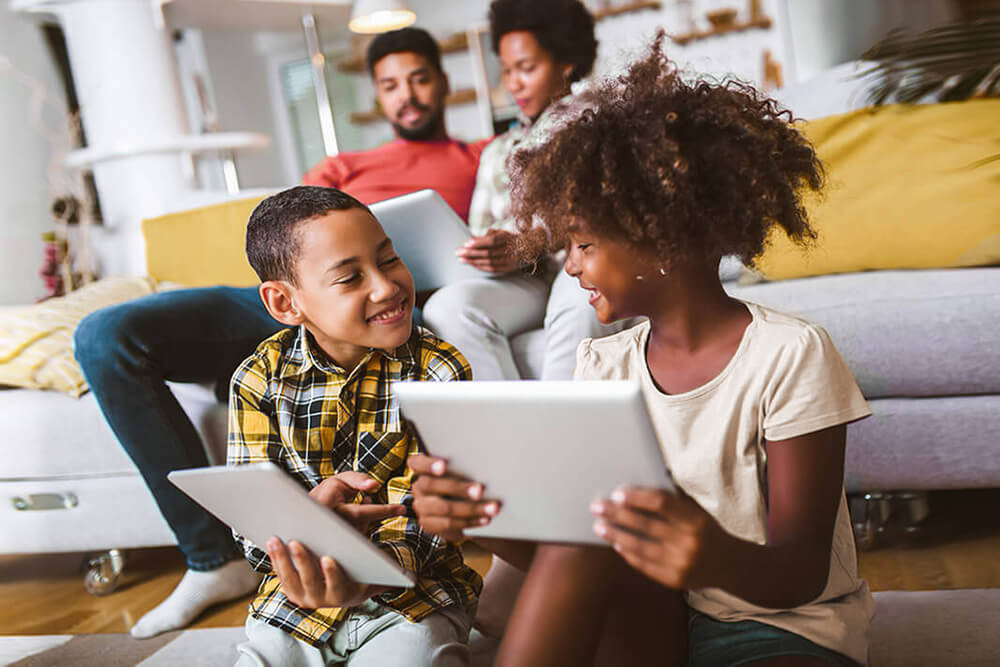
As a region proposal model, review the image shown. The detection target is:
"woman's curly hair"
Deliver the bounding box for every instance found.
[489,0,597,83]
[508,31,824,268]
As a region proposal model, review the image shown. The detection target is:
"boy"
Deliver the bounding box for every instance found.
[228,186,480,666]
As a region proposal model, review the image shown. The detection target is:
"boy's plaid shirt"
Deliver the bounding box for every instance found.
[227,325,481,647]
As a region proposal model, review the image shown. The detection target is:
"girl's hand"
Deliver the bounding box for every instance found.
[410,454,500,542]
[590,487,727,591]
[455,229,519,274]
[267,538,389,609]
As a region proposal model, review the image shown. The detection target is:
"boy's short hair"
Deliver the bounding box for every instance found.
[366,27,443,76]
[488,0,597,83]
[246,186,369,284]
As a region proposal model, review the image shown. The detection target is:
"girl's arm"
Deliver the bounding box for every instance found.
[593,424,846,609]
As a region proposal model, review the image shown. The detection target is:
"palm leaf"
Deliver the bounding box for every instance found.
[860,17,1000,104]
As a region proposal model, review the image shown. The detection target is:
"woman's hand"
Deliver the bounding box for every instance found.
[410,454,500,542]
[456,229,519,274]
[590,487,727,591]
[267,538,389,609]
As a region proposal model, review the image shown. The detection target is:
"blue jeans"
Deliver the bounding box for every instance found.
[74,286,285,570]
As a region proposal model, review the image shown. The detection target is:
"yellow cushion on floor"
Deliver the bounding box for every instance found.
[0,277,156,396]
[142,195,268,287]
[756,99,1000,280]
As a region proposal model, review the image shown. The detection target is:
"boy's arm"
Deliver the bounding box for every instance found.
[371,445,459,578]
[227,358,283,574]
[372,340,474,578]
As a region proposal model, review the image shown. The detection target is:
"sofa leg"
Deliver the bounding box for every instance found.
[848,492,931,550]
[82,549,126,596]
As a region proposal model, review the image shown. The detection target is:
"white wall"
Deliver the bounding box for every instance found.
[0,5,71,305]
[197,29,288,189]
[780,0,959,82]
[177,0,965,190]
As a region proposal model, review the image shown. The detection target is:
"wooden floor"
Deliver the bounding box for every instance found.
[2,489,998,636]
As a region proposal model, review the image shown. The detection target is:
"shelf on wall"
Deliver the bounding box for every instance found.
[349,88,479,125]
[670,16,772,46]
[337,32,470,73]
[593,1,662,22]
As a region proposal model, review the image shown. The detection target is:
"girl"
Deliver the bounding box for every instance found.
[412,33,872,667]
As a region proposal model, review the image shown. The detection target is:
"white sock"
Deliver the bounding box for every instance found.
[130,559,260,639]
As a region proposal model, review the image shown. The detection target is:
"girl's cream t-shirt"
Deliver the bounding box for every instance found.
[574,301,873,665]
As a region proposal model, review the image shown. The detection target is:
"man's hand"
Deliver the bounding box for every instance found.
[308,471,405,532]
[455,229,519,274]
[410,454,500,542]
[267,538,389,609]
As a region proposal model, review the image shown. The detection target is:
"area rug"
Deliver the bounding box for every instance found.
[3,589,998,666]
[0,627,245,666]
[0,627,500,666]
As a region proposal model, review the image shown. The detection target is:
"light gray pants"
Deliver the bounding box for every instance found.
[234,602,472,667]
[422,268,628,381]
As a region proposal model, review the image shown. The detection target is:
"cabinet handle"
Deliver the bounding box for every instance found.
[10,493,79,511]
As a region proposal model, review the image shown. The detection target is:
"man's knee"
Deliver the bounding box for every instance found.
[74,302,136,371]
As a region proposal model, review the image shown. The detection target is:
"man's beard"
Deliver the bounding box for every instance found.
[391,107,446,141]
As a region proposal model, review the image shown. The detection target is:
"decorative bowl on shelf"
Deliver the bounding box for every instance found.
[705,8,738,29]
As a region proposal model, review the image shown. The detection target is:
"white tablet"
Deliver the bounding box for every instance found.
[168,463,414,588]
[369,189,485,292]
[392,381,675,545]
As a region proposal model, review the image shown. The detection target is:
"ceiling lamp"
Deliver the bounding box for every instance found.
[349,0,415,34]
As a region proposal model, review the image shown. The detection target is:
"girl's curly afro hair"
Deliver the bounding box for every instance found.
[508,31,824,268]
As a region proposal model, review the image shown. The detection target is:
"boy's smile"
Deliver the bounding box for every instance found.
[286,208,415,368]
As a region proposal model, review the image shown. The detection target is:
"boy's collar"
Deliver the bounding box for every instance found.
[279,325,417,378]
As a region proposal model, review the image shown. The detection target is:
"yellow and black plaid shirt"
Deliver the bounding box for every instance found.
[227,325,480,648]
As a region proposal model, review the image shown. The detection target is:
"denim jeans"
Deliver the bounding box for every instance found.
[74,286,285,570]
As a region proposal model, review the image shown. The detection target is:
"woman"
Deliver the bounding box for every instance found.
[423,0,619,384]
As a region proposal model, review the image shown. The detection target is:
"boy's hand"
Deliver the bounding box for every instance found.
[590,487,726,591]
[309,471,406,532]
[455,229,519,274]
[267,538,389,609]
[410,454,500,542]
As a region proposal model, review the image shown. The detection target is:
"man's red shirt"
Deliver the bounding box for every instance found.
[302,138,490,222]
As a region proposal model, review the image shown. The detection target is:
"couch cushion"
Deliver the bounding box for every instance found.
[142,195,267,287]
[727,268,1000,398]
[756,99,1000,280]
[0,278,156,397]
[0,382,225,479]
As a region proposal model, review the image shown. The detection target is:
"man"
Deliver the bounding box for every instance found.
[73,27,486,640]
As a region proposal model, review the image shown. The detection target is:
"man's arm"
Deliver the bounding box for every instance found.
[301,155,348,188]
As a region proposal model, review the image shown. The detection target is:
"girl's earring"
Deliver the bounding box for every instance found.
[659,267,667,276]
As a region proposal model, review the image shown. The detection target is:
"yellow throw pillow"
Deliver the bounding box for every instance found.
[0,277,156,397]
[756,99,1000,280]
[142,196,268,287]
